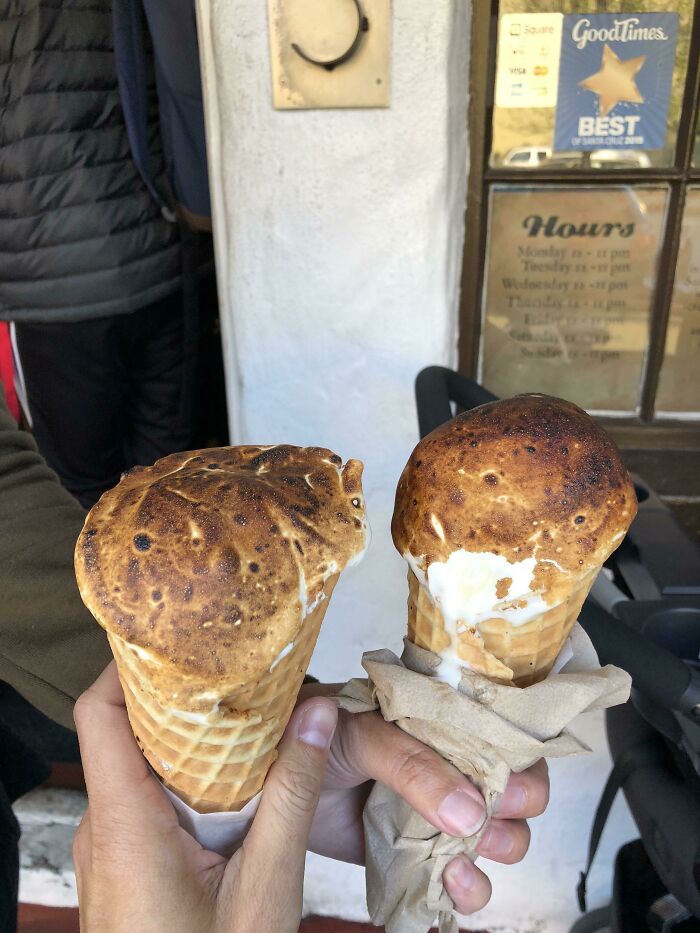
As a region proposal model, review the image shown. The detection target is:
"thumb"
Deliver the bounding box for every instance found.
[74,662,173,829]
[242,698,338,914]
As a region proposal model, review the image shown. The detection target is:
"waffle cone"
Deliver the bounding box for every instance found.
[110,577,338,813]
[407,569,598,687]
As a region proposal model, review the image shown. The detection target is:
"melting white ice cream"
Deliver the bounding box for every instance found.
[408,549,564,688]
[434,657,464,690]
[171,700,221,725]
[269,641,294,671]
[426,550,544,629]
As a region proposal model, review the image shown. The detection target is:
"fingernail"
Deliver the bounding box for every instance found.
[437,790,485,837]
[297,702,337,749]
[444,855,476,894]
[496,783,526,815]
[479,825,514,858]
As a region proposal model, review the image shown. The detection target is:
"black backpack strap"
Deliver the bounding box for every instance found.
[177,219,202,442]
[112,0,176,220]
[577,742,668,912]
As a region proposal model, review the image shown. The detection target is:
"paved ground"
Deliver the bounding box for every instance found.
[15,750,630,933]
[18,905,459,932]
[13,787,485,932]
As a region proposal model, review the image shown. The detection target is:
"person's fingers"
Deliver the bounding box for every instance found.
[443,819,533,915]
[72,809,90,870]
[73,662,172,825]
[442,856,492,915]
[243,697,338,900]
[296,682,341,701]
[476,818,531,864]
[72,807,93,911]
[217,701,336,933]
[494,759,549,819]
[331,709,486,838]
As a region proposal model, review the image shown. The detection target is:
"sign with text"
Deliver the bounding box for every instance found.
[495,13,563,109]
[480,186,668,413]
[554,13,678,151]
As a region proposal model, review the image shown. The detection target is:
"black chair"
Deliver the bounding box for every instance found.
[413,366,700,933]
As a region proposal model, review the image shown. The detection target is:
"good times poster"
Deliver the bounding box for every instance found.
[554,13,678,152]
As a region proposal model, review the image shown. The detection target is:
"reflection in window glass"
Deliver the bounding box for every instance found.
[491,0,693,170]
[694,129,700,168]
[655,188,700,416]
[479,185,668,413]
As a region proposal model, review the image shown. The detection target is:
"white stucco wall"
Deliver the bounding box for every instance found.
[197,0,473,684]
[197,2,637,930]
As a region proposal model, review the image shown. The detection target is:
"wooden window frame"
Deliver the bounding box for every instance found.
[458,0,700,450]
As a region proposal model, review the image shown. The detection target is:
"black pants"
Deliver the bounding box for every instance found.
[0,784,19,933]
[14,290,197,508]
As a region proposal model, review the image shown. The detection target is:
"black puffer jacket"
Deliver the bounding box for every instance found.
[0,0,182,322]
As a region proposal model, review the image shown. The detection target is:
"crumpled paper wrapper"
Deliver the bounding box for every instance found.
[162,785,261,857]
[336,624,631,933]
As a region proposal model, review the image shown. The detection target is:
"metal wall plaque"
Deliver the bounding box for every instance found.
[267,0,390,110]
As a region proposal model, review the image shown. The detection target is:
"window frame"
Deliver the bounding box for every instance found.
[458,0,700,443]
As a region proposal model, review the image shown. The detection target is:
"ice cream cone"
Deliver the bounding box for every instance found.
[76,445,367,815]
[110,576,338,813]
[406,567,598,687]
[392,395,637,691]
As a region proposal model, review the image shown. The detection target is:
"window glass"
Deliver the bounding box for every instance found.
[491,1,693,170]
[479,185,668,412]
[655,187,700,416]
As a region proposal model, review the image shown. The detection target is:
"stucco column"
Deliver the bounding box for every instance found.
[197,0,471,678]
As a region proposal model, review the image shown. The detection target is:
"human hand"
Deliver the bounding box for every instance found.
[299,682,549,916]
[73,663,338,933]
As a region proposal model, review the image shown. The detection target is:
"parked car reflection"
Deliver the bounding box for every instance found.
[502,146,651,169]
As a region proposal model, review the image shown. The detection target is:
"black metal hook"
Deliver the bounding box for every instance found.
[291,0,369,72]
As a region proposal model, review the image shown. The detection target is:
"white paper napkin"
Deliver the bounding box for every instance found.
[163,785,261,857]
[548,636,575,677]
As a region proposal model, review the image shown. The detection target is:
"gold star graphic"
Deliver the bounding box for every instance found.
[579,44,646,117]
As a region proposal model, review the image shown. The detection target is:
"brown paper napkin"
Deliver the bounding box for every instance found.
[336,624,631,933]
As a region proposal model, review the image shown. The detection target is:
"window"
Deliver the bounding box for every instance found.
[656,187,700,416]
[460,0,700,531]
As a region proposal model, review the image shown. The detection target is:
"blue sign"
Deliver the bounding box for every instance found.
[554,13,678,152]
